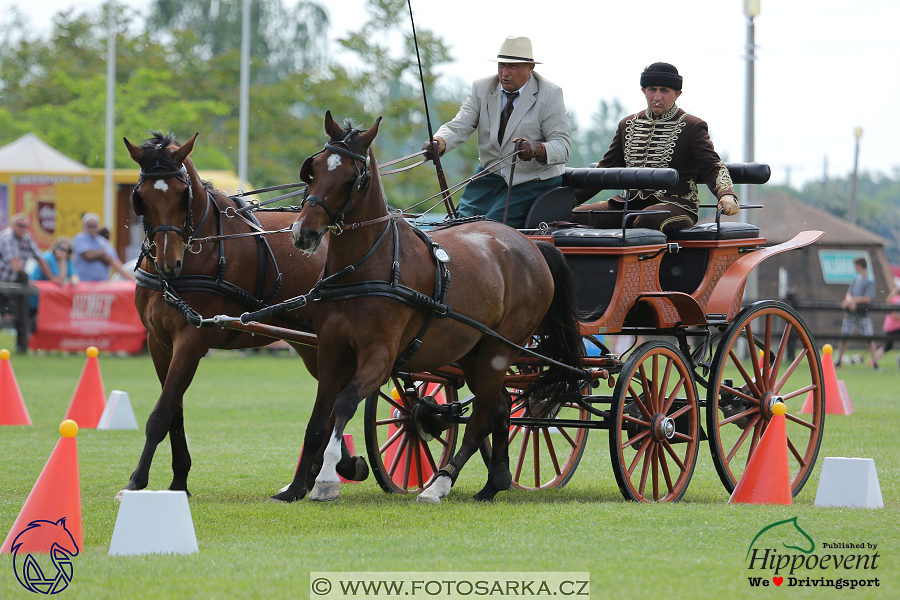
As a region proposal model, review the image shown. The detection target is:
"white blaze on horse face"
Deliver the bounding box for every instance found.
[154,179,169,192]
[327,153,342,171]
[316,433,343,484]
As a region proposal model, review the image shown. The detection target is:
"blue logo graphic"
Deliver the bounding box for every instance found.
[10,518,79,594]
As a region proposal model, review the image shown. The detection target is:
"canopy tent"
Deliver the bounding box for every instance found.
[0,133,89,172]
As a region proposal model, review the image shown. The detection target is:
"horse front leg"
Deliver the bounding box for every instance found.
[117,335,202,500]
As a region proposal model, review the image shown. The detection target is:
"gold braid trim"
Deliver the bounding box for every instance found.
[715,160,734,193]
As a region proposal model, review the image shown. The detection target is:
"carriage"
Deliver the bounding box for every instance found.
[125,120,824,505]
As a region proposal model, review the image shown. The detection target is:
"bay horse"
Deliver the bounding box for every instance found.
[277,112,584,504]
[119,131,367,498]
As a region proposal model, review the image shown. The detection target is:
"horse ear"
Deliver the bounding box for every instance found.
[124,137,144,165]
[324,111,342,138]
[172,132,199,165]
[359,116,382,150]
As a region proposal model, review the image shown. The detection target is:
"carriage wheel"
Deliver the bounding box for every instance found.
[609,341,700,502]
[707,301,824,496]
[506,389,590,491]
[364,375,459,494]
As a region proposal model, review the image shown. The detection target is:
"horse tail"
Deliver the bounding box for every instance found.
[534,241,584,389]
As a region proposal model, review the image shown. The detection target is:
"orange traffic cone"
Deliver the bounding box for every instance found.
[1,420,82,554]
[63,347,106,428]
[801,344,853,415]
[729,402,792,505]
[0,348,31,426]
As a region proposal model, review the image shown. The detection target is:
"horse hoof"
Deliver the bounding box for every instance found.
[309,481,341,502]
[114,489,126,502]
[415,490,441,505]
[270,489,304,503]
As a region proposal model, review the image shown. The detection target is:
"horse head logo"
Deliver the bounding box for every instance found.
[746,516,815,560]
[11,518,80,594]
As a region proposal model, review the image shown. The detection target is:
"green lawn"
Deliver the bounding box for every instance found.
[1,347,897,599]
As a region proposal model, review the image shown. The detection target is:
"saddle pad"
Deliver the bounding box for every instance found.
[550,228,667,247]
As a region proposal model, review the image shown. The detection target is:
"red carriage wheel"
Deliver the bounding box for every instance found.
[364,375,458,493]
[706,301,824,496]
[609,341,700,502]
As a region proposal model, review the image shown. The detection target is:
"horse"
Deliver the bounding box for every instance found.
[276,112,584,504]
[119,131,368,498]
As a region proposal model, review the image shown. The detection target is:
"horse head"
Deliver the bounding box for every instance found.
[291,111,382,252]
[124,131,199,278]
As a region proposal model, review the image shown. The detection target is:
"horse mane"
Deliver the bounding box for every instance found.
[140,130,213,190]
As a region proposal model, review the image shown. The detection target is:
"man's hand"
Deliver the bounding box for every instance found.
[717,194,739,216]
[512,138,546,162]
[421,137,445,161]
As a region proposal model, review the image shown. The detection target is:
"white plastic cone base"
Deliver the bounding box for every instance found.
[97,390,138,430]
[108,491,198,555]
[814,457,884,509]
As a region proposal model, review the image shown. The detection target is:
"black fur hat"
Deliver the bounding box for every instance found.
[640,63,683,90]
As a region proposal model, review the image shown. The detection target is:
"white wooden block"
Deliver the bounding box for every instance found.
[108,491,199,555]
[97,390,138,430]
[814,457,884,509]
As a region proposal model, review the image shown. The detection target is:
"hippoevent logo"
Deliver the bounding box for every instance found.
[745,517,880,590]
[70,293,115,321]
[10,518,79,594]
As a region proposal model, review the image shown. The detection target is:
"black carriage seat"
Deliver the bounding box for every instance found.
[549,227,667,247]
[665,221,760,241]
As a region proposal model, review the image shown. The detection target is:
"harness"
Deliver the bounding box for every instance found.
[133,159,312,345]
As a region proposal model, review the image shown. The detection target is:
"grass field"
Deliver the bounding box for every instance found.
[1,344,897,599]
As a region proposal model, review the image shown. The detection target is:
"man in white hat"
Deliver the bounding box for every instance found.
[72,212,135,281]
[422,35,571,228]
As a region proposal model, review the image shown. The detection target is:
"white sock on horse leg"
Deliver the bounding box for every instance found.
[316,434,343,484]
[416,473,452,504]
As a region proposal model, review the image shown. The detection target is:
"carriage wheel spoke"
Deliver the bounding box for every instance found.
[412,436,424,489]
[659,355,673,407]
[508,425,523,445]
[659,448,674,495]
[379,426,406,454]
[543,427,562,477]
[746,418,764,463]
[638,443,653,498]
[627,437,651,476]
[719,407,757,427]
[402,438,413,490]
[769,322,793,387]
[786,435,806,467]
[622,413,651,427]
[667,402,693,421]
[375,416,406,426]
[774,349,809,393]
[388,432,409,477]
[422,439,439,474]
[638,364,654,413]
[557,426,577,448]
[383,394,407,413]
[725,414,761,463]
[652,444,660,501]
[514,428,531,483]
[781,383,817,401]
[533,427,541,487]
[762,315,772,386]
[720,384,761,405]
[785,412,816,430]
[729,349,762,398]
[651,355,660,412]
[628,385,653,420]
[661,375,685,414]
[662,439,687,472]
[622,429,651,450]
[745,322,764,388]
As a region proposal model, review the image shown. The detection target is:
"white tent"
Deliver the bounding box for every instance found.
[0,133,89,172]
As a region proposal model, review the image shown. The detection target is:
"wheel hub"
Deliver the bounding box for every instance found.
[652,414,676,441]
[761,392,785,420]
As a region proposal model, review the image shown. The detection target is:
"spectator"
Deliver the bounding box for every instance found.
[872,283,900,369]
[834,256,878,369]
[29,235,80,310]
[72,213,135,281]
[0,214,60,351]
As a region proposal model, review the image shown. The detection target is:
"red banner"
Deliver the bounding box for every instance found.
[28,281,147,353]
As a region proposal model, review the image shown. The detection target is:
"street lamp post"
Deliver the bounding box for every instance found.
[849,127,863,226]
[742,0,760,300]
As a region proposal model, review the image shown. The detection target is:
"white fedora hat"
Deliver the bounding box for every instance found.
[488,36,541,64]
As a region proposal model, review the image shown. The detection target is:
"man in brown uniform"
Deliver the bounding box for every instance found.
[572,62,739,233]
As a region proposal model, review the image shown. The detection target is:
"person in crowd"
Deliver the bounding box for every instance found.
[72,213,135,281]
[834,256,878,369]
[872,282,900,369]
[422,35,571,228]
[0,214,60,351]
[29,235,80,311]
[572,62,739,233]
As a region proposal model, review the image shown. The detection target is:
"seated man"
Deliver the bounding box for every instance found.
[73,213,135,281]
[572,62,739,233]
[422,35,571,228]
